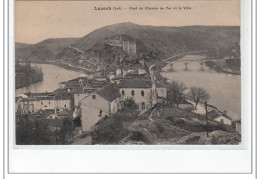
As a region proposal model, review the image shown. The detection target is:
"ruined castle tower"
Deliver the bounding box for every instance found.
[123,41,136,55]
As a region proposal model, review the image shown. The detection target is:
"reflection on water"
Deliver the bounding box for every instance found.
[15,64,81,96]
[161,55,241,120]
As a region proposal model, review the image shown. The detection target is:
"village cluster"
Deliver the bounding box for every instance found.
[16,63,240,135]
[15,37,241,139]
[16,63,168,132]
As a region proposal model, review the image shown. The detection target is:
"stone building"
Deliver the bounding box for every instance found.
[123,40,136,55]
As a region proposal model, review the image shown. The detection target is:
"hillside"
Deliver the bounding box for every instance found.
[15,38,79,61]
[15,22,240,64]
[15,42,33,49]
[73,22,239,57]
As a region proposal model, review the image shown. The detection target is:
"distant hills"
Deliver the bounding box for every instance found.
[15,38,79,61]
[15,22,240,63]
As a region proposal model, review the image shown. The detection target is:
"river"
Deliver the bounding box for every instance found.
[15,63,82,96]
[161,55,241,121]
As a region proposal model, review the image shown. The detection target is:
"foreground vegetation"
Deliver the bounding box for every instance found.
[16,112,75,145]
[88,105,239,145]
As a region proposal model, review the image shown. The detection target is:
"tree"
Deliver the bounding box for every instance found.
[16,114,36,144]
[59,118,75,144]
[188,87,210,109]
[124,98,139,119]
[16,114,52,145]
[167,80,187,107]
[34,119,52,144]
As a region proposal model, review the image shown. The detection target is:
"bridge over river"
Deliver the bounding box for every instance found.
[169,58,226,71]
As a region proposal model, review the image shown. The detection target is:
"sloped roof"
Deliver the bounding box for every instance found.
[208,109,232,121]
[208,110,221,119]
[21,96,54,102]
[236,120,241,124]
[118,80,153,88]
[156,83,166,88]
[96,84,121,102]
[221,113,232,120]
[24,92,53,97]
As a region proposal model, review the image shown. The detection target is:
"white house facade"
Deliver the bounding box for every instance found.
[118,80,159,111]
[19,95,71,114]
[80,84,122,131]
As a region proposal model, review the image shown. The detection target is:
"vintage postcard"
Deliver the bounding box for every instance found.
[14,0,242,146]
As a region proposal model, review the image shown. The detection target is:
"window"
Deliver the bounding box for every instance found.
[122,90,125,96]
[141,90,145,96]
[98,109,102,117]
[41,102,43,105]
[131,90,135,96]
[64,104,66,108]
[220,119,224,124]
[49,101,50,104]
[141,102,145,109]
[92,95,96,99]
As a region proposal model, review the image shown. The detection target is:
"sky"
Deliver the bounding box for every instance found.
[15,1,240,44]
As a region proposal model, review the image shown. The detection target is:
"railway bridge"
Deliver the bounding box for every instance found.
[169,58,226,71]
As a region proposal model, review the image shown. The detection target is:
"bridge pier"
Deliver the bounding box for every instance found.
[200,61,204,71]
[184,62,189,71]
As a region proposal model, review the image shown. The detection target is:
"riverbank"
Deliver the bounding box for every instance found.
[29,60,94,75]
[15,66,43,89]
[204,60,241,75]
[15,63,82,95]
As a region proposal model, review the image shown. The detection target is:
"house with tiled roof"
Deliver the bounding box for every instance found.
[208,109,233,125]
[80,84,122,131]
[72,80,110,107]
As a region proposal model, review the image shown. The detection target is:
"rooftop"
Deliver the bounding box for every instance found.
[96,84,121,102]
[156,83,166,88]
[208,109,232,121]
[118,80,153,88]
[23,92,53,97]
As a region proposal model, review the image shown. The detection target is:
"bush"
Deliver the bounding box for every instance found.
[165,116,186,127]
[185,136,201,144]
[130,131,150,143]
[91,116,129,144]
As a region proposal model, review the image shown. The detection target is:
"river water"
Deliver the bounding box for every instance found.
[161,55,241,121]
[15,63,82,96]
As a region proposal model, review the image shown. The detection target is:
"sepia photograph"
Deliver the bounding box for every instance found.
[14,0,241,145]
